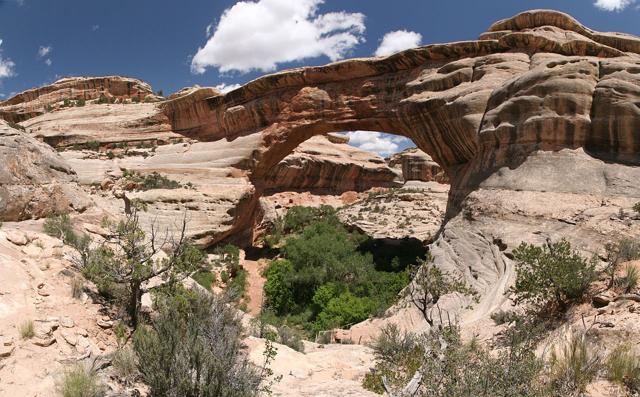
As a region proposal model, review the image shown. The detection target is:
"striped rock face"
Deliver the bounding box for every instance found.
[160,10,639,207]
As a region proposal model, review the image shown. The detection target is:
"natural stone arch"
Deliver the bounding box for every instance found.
[161,11,640,224]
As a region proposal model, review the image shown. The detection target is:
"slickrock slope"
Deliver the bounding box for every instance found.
[159,9,640,333]
[338,181,449,242]
[21,102,180,149]
[388,148,448,183]
[0,121,89,221]
[264,135,400,192]
[0,76,155,123]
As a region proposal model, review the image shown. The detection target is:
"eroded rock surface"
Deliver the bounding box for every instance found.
[0,76,154,123]
[264,135,400,192]
[0,121,89,221]
[388,148,448,183]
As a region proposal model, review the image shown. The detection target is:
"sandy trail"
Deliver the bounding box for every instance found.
[242,258,267,316]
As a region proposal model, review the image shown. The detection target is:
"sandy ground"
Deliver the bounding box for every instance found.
[243,259,267,316]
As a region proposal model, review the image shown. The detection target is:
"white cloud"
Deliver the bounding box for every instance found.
[37,45,51,58]
[92,24,100,31]
[206,23,214,38]
[214,83,242,93]
[375,30,422,57]
[0,39,15,79]
[44,58,52,66]
[343,131,411,157]
[594,0,635,11]
[191,0,365,74]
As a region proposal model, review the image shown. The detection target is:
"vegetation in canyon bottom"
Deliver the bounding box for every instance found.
[260,205,426,338]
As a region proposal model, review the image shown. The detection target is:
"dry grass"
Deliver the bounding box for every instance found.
[549,333,600,394]
[19,320,34,339]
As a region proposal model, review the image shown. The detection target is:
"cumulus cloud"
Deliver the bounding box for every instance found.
[0,39,15,79]
[37,45,51,58]
[44,58,52,66]
[206,23,214,38]
[343,131,411,157]
[375,30,422,57]
[214,83,242,93]
[191,0,365,74]
[594,0,635,11]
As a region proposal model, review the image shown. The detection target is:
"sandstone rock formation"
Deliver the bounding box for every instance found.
[0,76,154,123]
[156,9,640,334]
[264,135,400,192]
[0,121,89,221]
[388,148,448,183]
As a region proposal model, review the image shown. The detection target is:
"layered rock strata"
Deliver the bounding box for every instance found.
[0,76,154,123]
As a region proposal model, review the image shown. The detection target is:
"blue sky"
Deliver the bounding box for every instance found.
[1,0,638,155]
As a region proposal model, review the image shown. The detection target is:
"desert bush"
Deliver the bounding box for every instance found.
[192,270,216,290]
[618,264,639,293]
[71,276,84,299]
[549,334,600,395]
[511,240,597,312]
[277,325,305,352]
[133,289,275,397]
[364,324,546,397]
[19,320,34,339]
[617,239,640,262]
[112,347,138,386]
[405,254,477,326]
[77,207,205,329]
[122,169,181,190]
[634,202,640,215]
[606,344,640,392]
[76,99,86,107]
[43,213,74,241]
[57,364,104,397]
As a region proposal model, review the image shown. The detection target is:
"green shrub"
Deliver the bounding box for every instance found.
[364,325,545,396]
[192,270,216,290]
[549,334,600,394]
[134,290,273,396]
[606,344,640,392]
[313,292,376,331]
[19,320,34,339]
[263,259,295,314]
[86,140,101,151]
[43,212,73,240]
[511,240,597,312]
[277,325,305,352]
[122,169,181,191]
[634,202,640,215]
[57,364,104,397]
[76,99,85,107]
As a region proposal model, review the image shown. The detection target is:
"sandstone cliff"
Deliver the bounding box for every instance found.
[264,135,400,192]
[0,76,155,123]
[388,148,448,183]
